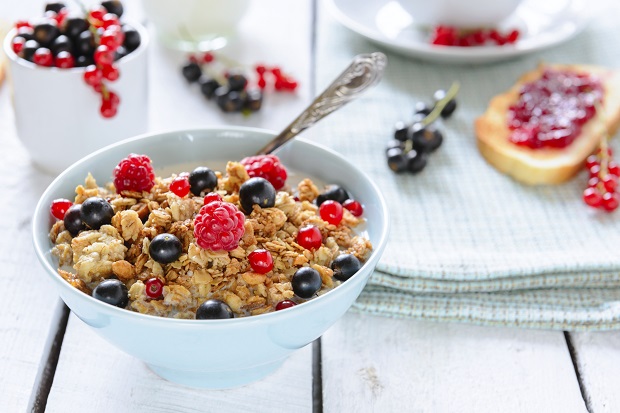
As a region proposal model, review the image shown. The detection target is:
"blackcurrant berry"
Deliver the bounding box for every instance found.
[101,0,124,18]
[316,185,349,206]
[50,34,72,55]
[426,128,443,152]
[394,120,409,142]
[331,253,361,281]
[217,90,244,112]
[181,62,202,83]
[239,177,276,213]
[408,123,436,153]
[16,27,35,41]
[64,204,85,236]
[20,40,40,62]
[188,166,217,196]
[114,45,127,61]
[196,299,234,319]
[227,69,248,92]
[198,77,220,99]
[62,17,89,39]
[45,2,66,13]
[149,233,183,264]
[74,30,94,56]
[33,21,60,46]
[414,101,432,116]
[386,147,408,173]
[385,139,404,154]
[80,197,114,230]
[92,279,129,308]
[122,25,141,52]
[75,54,94,67]
[291,267,322,298]
[433,89,457,118]
[407,150,428,173]
[244,89,263,112]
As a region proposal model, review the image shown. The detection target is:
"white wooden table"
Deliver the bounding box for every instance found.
[1,1,619,412]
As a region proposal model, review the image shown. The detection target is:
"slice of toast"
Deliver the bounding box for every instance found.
[475,64,620,185]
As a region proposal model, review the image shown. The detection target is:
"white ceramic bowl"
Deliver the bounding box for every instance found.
[3,20,149,175]
[33,128,390,388]
[399,0,523,28]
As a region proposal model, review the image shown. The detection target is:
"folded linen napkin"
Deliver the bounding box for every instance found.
[311,1,620,330]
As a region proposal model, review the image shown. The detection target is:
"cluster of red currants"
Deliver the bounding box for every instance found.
[430,25,520,47]
[583,145,619,212]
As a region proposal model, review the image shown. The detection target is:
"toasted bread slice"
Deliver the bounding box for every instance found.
[475,64,620,185]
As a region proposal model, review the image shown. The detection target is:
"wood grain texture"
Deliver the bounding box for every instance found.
[321,313,588,413]
[45,315,313,413]
[0,85,65,411]
[569,331,620,413]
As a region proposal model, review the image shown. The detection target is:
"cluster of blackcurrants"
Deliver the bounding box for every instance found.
[181,55,263,114]
[386,88,458,174]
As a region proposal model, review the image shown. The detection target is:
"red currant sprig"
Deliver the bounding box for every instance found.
[430,25,520,47]
[583,138,619,212]
[255,65,298,92]
[82,6,124,118]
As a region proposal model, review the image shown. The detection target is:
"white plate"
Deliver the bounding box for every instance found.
[326,0,590,64]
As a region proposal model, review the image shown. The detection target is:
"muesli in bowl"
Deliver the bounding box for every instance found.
[33,128,389,388]
[48,153,372,319]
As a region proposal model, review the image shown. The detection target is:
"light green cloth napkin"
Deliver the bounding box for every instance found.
[311,1,620,330]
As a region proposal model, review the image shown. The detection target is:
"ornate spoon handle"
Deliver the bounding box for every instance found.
[256,52,387,155]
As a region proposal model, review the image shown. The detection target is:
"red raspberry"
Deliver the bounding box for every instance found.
[113,154,156,192]
[194,201,245,251]
[240,154,287,190]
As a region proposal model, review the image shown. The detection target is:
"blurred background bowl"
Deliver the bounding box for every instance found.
[33,127,390,388]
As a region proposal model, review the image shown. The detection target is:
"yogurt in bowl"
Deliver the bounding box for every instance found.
[33,127,389,388]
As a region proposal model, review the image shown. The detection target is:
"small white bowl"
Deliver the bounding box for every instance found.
[3,20,149,175]
[33,127,390,389]
[399,0,523,28]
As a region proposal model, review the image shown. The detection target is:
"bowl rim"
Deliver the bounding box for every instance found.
[33,126,391,325]
[3,17,149,73]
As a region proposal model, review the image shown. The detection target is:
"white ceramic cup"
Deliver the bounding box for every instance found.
[141,0,250,51]
[3,20,149,175]
[399,0,523,28]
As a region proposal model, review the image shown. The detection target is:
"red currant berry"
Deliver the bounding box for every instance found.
[15,20,31,29]
[33,48,53,67]
[296,225,322,250]
[506,29,520,44]
[55,51,74,68]
[101,63,119,81]
[255,64,267,75]
[170,175,191,197]
[188,54,199,63]
[271,67,282,78]
[11,37,25,54]
[275,300,296,311]
[144,277,164,299]
[257,76,267,89]
[248,249,273,274]
[587,177,600,188]
[113,154,155,192]
[343,199,363,217]
[319,200,344,225]
[203,192,222,205]
[608,161,620,176]
[50,198,73,220]
[203,52,214,63]
[84,65,103,86]
[89,6,107,26]
[602,192,619,212]
[101,13,120,29]
[589,164,601,178]
[583,187,602,208]
[603,175,618,192]
[100,99,118,118]
[585,155,599,169]
[94,45,114,66]
[107,91,120,107]
[100,30,121,50]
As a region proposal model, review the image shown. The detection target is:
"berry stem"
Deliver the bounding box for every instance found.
[421,81,460,127]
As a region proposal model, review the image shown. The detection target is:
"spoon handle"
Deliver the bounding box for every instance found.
[256,52,388,155]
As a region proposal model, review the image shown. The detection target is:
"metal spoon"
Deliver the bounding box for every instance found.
[255,52,388,155]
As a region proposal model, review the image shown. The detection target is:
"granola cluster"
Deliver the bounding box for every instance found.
[50,161,372,319]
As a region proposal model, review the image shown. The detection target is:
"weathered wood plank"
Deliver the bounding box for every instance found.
[45,315,313,413]
[321,313,587,413]
[568,331,620,413]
